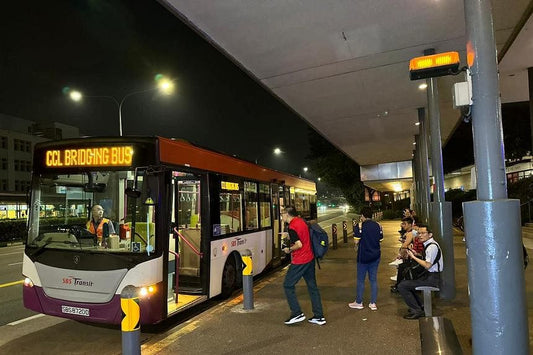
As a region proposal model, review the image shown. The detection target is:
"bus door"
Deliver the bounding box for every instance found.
[168,171,205,314]
[271,183,283,265]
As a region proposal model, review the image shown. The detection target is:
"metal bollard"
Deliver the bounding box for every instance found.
[241,250,254,310]
[121,285,141,355]
[332,223,337,249]
[343,221,348,243]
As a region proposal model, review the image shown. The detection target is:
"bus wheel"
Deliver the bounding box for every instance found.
[221,256,237,298]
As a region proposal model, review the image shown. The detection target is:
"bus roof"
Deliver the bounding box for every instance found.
[158,137,316,191]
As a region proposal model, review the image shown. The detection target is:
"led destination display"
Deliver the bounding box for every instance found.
[45,146,134,167]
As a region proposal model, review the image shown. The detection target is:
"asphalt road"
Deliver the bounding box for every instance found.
[0,245,37,326]
[0,208,356,353]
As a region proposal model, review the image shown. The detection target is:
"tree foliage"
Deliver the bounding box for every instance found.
[307,128,365,208]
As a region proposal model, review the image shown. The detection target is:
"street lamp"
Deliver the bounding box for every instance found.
[67,75,175,136]
[255,147,283,164]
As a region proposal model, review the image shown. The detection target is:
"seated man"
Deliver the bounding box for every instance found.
[397,223,443,320]
[86,204,115,246]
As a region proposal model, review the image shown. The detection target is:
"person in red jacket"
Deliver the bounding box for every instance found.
[281,206,326,326]
[86,204,115,246]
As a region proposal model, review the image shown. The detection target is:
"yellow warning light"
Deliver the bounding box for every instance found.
[409,51,460,80]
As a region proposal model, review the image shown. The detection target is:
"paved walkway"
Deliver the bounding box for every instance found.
[141,219,531,354]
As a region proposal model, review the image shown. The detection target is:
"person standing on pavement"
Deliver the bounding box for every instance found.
[349,206,383,311]
[282,206,326,326]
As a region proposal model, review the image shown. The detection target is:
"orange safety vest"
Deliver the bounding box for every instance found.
[86,218,111,239]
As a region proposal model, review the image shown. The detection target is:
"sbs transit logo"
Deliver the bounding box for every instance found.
[62,276,94,287]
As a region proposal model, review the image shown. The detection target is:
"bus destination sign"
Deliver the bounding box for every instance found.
[45,146,134,167]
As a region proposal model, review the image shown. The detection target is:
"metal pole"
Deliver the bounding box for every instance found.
[414,137,422,216]
[464,0,528,353]
[121,285,141,355]
[417,109,431,225]
[528,67,533,157]
[425,59,455,300]
[241,250,254,310]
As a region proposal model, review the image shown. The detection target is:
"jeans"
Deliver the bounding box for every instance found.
[398,272,441,312]
[356,258,380,304]
[283,260,324,318]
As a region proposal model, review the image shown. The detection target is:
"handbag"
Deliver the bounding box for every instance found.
[402,260,428,280]
[401,243,442,280]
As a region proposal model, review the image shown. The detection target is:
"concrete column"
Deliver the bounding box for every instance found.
[414,136,422,216]
[418,107,431,224]
[464,0,528,353]
[426,68,455,300]
[529,67,533,155]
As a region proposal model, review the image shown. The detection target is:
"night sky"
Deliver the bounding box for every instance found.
[0,1,312,176]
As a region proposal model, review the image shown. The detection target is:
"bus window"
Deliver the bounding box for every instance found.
[259,183,271,228]
[26,170,159,255]
[244,181,258,230]
[219,191,242,235]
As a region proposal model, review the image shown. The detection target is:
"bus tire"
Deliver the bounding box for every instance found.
[221,254,238,298]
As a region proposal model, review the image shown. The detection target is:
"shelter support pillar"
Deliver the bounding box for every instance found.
[464,0,528,353]
[417,107,431,224]
[426,64,455,299]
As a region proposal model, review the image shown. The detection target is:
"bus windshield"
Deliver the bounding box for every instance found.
[27,170,158,255]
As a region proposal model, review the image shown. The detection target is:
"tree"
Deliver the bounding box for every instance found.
[307,128,365,208]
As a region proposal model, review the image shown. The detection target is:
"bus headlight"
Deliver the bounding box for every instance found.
[24,277,34,287]
[139,285,156,298]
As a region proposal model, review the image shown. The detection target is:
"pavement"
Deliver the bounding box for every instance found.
[141,219,488,355]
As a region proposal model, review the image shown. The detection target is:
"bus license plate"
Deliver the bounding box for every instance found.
[61,305,90,317]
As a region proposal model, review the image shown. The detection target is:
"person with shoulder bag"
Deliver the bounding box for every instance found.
[397,224,443,320]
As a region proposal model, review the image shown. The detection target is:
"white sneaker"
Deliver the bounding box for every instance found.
[390,275,397,281]
[388,259,403,266]
[369,303,378,311]
[348,301,364,309]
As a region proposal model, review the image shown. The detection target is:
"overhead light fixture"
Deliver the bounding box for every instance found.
[415,122,420,126]
[413,142,416,145]
[418,83,428,90]
[409,51,460,80]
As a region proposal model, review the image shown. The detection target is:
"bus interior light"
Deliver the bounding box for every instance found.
[409,51,460,80]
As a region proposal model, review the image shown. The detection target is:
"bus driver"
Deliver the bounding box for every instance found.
[86,204,115,246]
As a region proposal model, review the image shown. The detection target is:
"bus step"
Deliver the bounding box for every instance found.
[177,286,203,294]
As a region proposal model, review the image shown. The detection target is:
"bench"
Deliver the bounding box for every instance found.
[419,317,463,354]
[415,286,439,316]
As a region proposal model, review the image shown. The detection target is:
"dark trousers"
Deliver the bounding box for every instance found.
[397,272,440,312]
[283,260,324,318]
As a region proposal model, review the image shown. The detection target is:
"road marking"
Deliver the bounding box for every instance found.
[8,262,23,266]
[0,251,24,256]
[0,280,24,288]
[8,314,45,326]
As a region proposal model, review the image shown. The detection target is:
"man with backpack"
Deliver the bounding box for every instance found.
[397,223,443,320]
[281,206,326,326]
[349,206,383,311]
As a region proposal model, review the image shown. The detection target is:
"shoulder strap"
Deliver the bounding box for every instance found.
[424,242,442,271]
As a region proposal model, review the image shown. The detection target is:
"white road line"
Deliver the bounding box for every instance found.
[0,251,24,256]
[8,314,45,326]
[8,262,23,266]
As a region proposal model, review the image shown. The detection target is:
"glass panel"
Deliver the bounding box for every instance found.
[27,170,158,255]
[219,192,242,235]
[259,183,271,228]
[244,181,258,230]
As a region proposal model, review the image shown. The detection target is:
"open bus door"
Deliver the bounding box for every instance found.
[167,171,207,315]
[271,183,282,266]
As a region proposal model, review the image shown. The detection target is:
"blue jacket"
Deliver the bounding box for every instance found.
[354,219,383,263]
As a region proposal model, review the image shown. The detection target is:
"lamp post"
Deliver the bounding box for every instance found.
[68,77,175,136]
